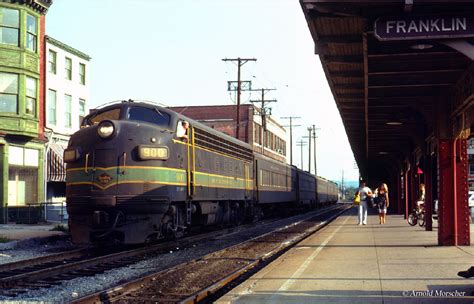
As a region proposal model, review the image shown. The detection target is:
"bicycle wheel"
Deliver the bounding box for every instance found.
[408,212,417,226]
[418,212,425,227]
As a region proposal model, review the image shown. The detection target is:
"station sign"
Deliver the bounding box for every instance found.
[375,15,474,41]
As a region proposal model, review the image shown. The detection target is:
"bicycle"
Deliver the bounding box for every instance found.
[408,203,425,227]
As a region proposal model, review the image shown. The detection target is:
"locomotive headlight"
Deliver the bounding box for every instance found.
[64,148,80,163]
[97,121,115,138]
[138,146,169,160]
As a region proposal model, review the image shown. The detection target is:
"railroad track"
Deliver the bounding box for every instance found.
[73,204,350,303]
[0,206,342,298]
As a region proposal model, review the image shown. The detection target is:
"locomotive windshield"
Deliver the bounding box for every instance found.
[82,106,171,128]
[86,108,121,126]
[128,107,170,127]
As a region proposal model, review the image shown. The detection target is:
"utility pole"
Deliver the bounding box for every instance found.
[250,88,276,153]
[296,139,307,170]
[222,57,257,139]
[304,125,320,175]
[312,125,320,176]
[306,127,312,173]
[281,116,301,166]
[341,170,345,200]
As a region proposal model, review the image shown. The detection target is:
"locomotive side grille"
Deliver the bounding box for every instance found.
[193,128,253,162]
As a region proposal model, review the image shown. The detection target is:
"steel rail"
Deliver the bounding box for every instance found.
[0,206,340,293]
[179,205,349,304]
[0,247,88,273]
[72,204,349,304]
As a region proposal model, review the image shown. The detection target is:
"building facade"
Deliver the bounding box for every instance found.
[169,104,287,163]
[44,36,91,202]
[0,0,52,223]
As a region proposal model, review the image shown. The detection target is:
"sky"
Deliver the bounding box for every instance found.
[45,0,360,183]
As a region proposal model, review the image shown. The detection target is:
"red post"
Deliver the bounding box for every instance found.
[425,155,433,231]
[455,139,470,245]
[405,169,409,219]
[438,138,470,246]
[397,173,402,215]
[410,164,417,215]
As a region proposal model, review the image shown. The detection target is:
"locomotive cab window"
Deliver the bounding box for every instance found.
[128,107,170,127]
[176,120,189,140]
[85,108,121,126]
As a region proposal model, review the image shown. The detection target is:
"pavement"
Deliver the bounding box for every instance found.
[217,207,474,304]
[0,223,67,249]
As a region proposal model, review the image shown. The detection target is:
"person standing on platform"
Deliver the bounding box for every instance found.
[356,180,372,225]
[377,183,389,224]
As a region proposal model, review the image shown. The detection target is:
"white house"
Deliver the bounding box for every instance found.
[44,36,91,203]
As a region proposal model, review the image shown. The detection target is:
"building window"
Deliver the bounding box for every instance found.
[0,72,18,113]
[48,50,57,74]
[64,94,72,127]
[25,77,36,116]
[254,123,261,145]
[79,63,86,85]
[26,14,37,52]
[65,57,72,80]
[0,7,19,46]
[79,98,85,125]
[47,89,56,125]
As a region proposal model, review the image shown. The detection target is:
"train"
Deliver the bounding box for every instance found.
[64,100,338,244]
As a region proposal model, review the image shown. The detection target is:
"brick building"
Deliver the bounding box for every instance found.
[169,104,287,163]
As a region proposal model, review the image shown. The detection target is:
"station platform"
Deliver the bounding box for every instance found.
[217,207,474,304]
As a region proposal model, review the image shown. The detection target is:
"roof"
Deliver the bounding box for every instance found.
[24,0,53,14]
[45,36,91,60]
[300,0,474,178]
[170,104,286,133]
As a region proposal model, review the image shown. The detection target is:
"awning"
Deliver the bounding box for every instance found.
[47,142,66,182]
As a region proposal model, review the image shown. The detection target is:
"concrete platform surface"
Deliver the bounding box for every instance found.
[217,208,474,304]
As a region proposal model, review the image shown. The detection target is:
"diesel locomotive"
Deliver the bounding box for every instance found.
[64,100,338,244]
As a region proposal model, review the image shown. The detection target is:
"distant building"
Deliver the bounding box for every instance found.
[0,0,52,222]
[44,36,91,202]
[169,104,287,163]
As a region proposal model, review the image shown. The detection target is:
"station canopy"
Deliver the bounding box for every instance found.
[300,0,474,178]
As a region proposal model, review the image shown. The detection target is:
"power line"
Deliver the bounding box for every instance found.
[222,57,257,139]
[281,116,301,166]
[303,125,320,175]
[312,125,321,176]
[296,139,307,170]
